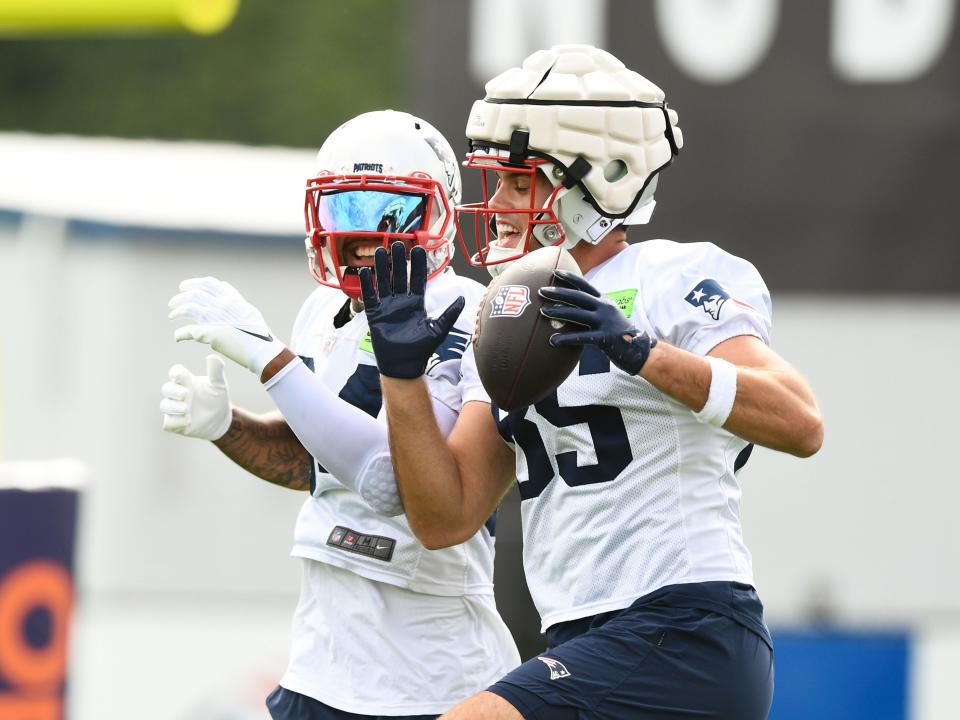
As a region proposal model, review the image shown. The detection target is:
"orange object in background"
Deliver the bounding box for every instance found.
[0,693,61,720]
[0,560,73,690]
[0,461,85,720]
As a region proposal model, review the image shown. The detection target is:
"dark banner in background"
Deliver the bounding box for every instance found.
[411,0,959,294]
[0,481,79,720]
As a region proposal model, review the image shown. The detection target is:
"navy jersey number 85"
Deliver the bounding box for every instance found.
[494,349,632,500]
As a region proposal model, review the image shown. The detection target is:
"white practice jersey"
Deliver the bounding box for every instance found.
[288,268,494,595]
[282,269,519,714]
[463,240,773,632]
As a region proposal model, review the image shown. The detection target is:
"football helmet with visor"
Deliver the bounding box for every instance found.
[305,110,461,299]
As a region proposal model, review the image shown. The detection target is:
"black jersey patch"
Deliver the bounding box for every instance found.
[327,525,395,562]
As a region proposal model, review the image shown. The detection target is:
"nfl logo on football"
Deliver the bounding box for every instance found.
[489,285,531,318]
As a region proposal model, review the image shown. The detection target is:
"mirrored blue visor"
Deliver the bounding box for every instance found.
[315,190,427,234]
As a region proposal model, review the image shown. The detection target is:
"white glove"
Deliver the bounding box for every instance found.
[168,276,286,376]
[160,355,233,441]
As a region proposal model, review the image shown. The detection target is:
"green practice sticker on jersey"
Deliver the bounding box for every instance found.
[359,332,374,353]
[604,288,638,314]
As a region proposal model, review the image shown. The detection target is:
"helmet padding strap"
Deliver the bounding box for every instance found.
[509,129,530,166]
[561,155,591,189]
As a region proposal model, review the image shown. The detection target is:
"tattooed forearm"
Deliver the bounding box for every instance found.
[213,408,313,490]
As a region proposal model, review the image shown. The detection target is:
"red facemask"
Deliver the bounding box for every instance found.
[304,171,452,299]
[455,151,565,274]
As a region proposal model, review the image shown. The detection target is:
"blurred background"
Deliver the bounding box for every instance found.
[0,1,958,718]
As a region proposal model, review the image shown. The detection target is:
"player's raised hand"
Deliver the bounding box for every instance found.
[358,241,464,379]
[160,355,233,441]
[539,269,657,376]
[168,276,286,376]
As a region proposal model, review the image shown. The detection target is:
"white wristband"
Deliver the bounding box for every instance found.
[694,356,738,427]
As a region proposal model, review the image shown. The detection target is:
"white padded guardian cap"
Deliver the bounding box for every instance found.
[465,44,682,244]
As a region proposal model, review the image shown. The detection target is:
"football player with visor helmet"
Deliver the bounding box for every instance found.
[359,46,824,720]
[161,110,519,720]
[304,114,459,298]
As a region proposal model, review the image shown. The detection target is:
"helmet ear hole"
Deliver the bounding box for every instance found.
[603,159,628,183]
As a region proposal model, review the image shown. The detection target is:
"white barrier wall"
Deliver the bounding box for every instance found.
[744,296,960,624]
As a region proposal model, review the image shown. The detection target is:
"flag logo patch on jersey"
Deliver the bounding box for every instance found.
[685,279,730,320]
[489,285,531,318]
[537,656,572,680]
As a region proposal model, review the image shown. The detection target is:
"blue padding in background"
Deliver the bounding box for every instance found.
[768,629,909,720]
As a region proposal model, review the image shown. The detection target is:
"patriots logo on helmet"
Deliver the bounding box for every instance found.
[685,279,731,321]
[537,656,572,680]
[489,285,531,318]
[423,130,461,205]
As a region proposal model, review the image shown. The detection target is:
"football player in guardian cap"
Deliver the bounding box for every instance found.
[360,46,824,720]
[161,110,519,720]
[456,44,679,277]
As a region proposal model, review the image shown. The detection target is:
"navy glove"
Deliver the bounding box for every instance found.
[358,241,465,379]
[539,269,657,376]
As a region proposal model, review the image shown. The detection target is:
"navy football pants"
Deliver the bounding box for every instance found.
[489,594,773,719]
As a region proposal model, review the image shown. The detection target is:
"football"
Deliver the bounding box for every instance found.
[473,245,584,410]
